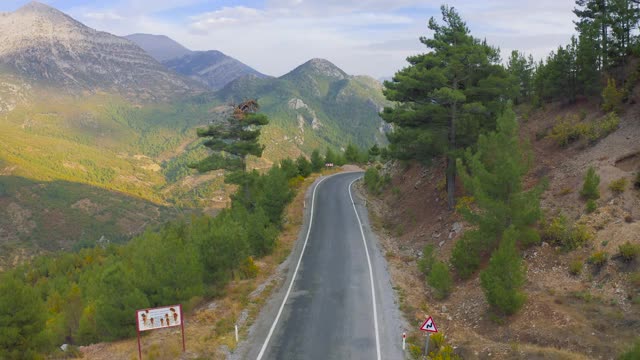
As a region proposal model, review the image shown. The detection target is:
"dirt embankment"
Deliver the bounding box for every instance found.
[365,101,640,359]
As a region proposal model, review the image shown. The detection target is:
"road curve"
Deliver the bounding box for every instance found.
[234,172,406,360]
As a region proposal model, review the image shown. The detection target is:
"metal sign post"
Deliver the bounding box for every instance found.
[136,304,185,359]
[419,316,438,357]
[425,333,430,356]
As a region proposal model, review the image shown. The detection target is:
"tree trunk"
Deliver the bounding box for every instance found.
[447,100,457,210]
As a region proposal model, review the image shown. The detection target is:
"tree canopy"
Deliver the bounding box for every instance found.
[382,5,514,208]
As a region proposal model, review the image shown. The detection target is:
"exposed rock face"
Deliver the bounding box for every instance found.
[164,50,268,90]
[0,2,201,100]
[124,33,192,62]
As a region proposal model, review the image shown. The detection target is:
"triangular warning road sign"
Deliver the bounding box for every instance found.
[420,316,438,333]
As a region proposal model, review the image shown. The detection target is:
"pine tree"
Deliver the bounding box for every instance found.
[310,149,324,172]
[382,5,514,209]
[194,100,269,173]
[0,275,48,359]
[296,155,312,177]
[480,226,527,315]
[580,166,601,200]
[507,51,535,104]
[451,106,544,278]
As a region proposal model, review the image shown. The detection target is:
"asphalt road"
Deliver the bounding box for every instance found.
[235,172,405,360]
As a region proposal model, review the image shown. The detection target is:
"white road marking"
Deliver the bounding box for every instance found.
[256,174,333,360]
[349,177,381,360]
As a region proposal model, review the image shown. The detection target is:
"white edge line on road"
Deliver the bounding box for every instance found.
[349,177,381,360]
[256,173,334,360]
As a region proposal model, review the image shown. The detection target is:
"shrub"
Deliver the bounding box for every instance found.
[586,199,597,213]
[239,257,259,279]
[569,260,583,275]
[602,78,624,114]
[418,244,436,275]
[363,167,390,194]
[630,272,640,288]
[635,171,640,189]
[451,231,483,279]
[580,167,600,200]
[428,261,453,300]
[609,178,628,194]
[548,119,581,147]
[596,112,620,139]
[540,214,592,250]
[589,251,608,268]
[618,338,640,360]
[295,155,312,178]
[619,241,640,262]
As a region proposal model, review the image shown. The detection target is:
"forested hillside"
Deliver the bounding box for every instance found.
[369,2,640,359]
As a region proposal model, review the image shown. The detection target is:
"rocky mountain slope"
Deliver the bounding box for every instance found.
[216,58,391,159]
[164,50,269,90]
[0,2,201,100]
[124,33,192,62]
[126,33,268,90]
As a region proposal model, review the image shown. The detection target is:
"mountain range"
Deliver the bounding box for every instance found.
[125,33,269,91]
[0,1,389,263]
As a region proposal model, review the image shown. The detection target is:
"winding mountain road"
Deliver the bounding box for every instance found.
[234,172,405,360]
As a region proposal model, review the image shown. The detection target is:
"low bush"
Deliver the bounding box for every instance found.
[602,78,624,114]
[586,199,597,213]
[569,260,583,275]
[417,244,436,275]
[548,113,620,147]
[619,241,640,262]
[428,261,453,300]
[589,251,608,268]
[618,338,640,360]
[363,167,390,195]
[540,214,592,251]
[580,167,600,200]
[634,171,640,189]
[609,178,628,194]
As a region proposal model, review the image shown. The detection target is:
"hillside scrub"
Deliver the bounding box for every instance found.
[547,113,620,147]
[480,226,527,316]
[364,166,390,195]
[540,214,592,251]
[0,156,318,356]
[602,78,624,114]
[609,177,628,194]
[581,166,601,200]
[452,106,543,279]
[427,261,453,300]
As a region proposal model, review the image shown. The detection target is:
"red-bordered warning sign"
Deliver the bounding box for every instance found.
[420,316,438,333]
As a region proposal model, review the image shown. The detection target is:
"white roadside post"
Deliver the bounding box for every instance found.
[235,324,239,343]
[419,316,438,357]
[402,332,406,350]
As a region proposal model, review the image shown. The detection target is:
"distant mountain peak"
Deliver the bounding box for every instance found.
[125,33,192,62]
[0,4,201,100]
[16,1,55,13]
[286,58,348,80]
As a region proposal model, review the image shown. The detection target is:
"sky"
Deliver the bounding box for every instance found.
[1,0,578,78]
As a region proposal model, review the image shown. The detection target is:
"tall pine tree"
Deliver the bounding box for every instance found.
[451,106,544,278]
[194,100,269,173]
[382,5,514,209]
